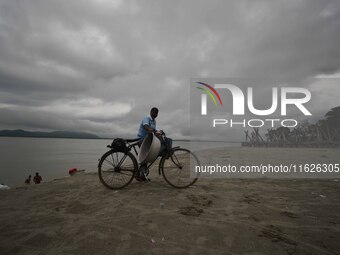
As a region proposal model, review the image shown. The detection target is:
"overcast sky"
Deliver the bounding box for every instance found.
[0,0,340,140]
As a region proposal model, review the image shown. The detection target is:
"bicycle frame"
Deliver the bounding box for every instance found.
[121,133,180,175]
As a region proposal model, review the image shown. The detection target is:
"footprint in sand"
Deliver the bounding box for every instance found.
[223,236,234,247]
[280,211,299,219]
[196,236,209,245]
[115,242,131,254]
[258,225,296,246]
[120,233,131,241]
[24,233,53,248]
[186,194,213,207]
[178,206,204,217]
[147,222,158,230]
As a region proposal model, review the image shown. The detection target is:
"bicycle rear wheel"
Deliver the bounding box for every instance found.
[160,148,199,188]
[98,150,138,189]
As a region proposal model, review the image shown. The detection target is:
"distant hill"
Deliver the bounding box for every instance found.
[0,129,100,139]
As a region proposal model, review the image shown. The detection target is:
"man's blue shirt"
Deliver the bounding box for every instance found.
[137,116,156,139]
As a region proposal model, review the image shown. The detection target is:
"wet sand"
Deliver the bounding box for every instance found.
[0,147,340,254]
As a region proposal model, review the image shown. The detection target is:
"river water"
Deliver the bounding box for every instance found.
[0,137,239,187]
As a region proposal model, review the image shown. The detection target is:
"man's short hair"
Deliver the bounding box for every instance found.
[151,107,159,113]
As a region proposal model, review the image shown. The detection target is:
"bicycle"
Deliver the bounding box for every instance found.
[98,131,199,189]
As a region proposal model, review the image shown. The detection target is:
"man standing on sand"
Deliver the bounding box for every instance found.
[137,107,159,141]
[136,107,172,182]
[136,107,159,182]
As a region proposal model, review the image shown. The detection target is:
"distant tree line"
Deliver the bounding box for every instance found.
[244,106,340,147]
[265,106,340,146]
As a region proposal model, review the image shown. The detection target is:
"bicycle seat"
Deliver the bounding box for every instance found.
[125,138,141,143]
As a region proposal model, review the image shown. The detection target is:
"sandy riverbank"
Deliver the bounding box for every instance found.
[0,147,340,254]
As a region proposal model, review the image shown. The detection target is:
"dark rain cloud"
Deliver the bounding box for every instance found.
[0,0,340,139]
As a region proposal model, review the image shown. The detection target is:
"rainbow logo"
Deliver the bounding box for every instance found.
[196,82,223,107]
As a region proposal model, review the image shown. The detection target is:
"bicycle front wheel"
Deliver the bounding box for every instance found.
[98,150,138,189]
[160,148,199,188]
